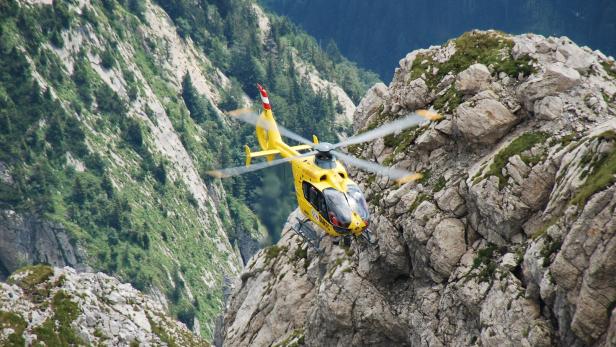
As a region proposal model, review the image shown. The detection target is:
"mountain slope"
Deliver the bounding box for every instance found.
[223,31,616,346]
[0,0,376,339]
[0,264,206,346]
[262,0,616,81]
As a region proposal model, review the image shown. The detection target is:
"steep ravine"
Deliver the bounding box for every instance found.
[222,31,616,346]
[0,0,364,340]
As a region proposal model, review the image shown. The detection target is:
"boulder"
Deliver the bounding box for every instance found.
[435,186,467,217]
[403,78,431,110]
[556,43,595,72]
[455,63,491,94]
[534,95,564,120]
[427,218,466,277]
[518,62,580,108]
[454,98,518,145]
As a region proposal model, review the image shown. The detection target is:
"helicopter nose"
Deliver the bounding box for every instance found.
[350,213,366,235]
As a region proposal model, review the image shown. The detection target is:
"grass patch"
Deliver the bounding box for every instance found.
[273,328,305,347]
[392,126,423,156]
[409,193,430,212]
[434,85,463,113]
[264,245,287,264]
[0,311,27,346]
[531,217,559,240]
[293,246,309,270]
[469,243,498,283]
[483,132,549,189]
[602,61,616,80]
[148,315,179,347]
[570,134,616,207]
[433,176,447,192]
[410,31,536,90]
[540,235,562,267]
[8,264,54,291]
[33,291,83,346]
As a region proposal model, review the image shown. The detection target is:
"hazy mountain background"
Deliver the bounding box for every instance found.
[260,0,616,81]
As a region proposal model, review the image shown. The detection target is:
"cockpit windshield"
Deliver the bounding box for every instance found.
[323,188,353,227]
[322,185,370,228]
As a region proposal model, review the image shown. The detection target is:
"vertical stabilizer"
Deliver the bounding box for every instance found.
[255,84,282,156]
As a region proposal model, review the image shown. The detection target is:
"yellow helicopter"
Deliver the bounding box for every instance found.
[208,84,441,249]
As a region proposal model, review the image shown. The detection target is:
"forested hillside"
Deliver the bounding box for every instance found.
[151,0,379,238]
[0,0,376,338]
[262,0,616,80]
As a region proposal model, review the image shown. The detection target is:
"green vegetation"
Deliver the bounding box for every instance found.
[265,245,287,264]
[410,31,536,91]
[380,126,423,160]
[7,264,53,291]
[409,193,430,212]
[469,243,498,283]
[433,85,463,113]
[531,217,558,240]
[570,132,616,207]
[482,132,549,189]
[433,176,447,192]
[33,291,83,346]
[0,311,27,346]
[540,235,562,267]
[148,315,179,347]
[273,328,305,347]
[602,61,616,80]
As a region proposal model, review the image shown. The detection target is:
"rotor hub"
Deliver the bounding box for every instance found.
[314,142,334,153]
[314,142,336,168]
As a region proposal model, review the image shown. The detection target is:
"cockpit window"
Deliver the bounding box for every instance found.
[323,188,353,227]
[347,184,369,220]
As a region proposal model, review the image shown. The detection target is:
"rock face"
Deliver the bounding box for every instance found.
[0,210,89,280]
[0,265,206,346]
[223,31,616,347]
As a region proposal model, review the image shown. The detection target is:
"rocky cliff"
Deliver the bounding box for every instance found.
[0,264,206,346]
[222,31,616,346]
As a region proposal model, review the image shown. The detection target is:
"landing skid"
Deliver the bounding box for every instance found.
[291,217,324,254]
[359,228,377,245]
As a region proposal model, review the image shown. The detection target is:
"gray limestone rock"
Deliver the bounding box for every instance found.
[518,62,581,109]
[454,97,518,145]
[455,63,492,94]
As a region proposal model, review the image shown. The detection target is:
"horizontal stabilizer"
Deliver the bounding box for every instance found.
[244,144,314,166]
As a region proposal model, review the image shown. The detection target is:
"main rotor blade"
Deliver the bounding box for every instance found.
[333,110,442,149]
[207,151,317,178]
[228,108,313,146]
[332,150,422,184]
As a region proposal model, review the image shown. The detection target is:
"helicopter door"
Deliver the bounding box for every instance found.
[302,182,327,218]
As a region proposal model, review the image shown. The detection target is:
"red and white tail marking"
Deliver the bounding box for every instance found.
[257,83,271,110]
